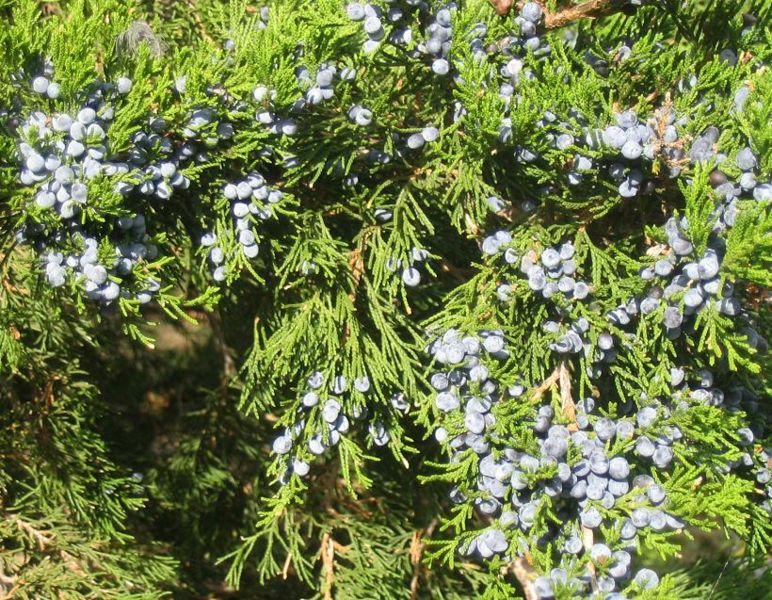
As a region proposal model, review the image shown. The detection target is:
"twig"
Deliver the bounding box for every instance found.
[340,247,365,345]
[281,552,293,579]
[347,247,366,304]
[489,0,515,16]
[511,362,579,594]
[320,532,335,600]
[582,526,599,593]
[0,567,15,588]
[707,555,732,600]
[542,0,620,28]
[558,359,577,429]
[10,515,86,576]
[438,260,476,281]
[208,310,236,380]
[0,584,18,600]
[409,519,438,600]
[507,556,539,600]
[341,227,375,344]
[489,0,628,28]
[530,366,561,401]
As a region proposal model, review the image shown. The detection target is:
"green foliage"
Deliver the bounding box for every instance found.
[0,0,769,598]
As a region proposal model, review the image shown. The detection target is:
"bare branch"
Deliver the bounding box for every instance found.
[558,359,578,430]
[490,1,627,29]
[409,519,438,600]
[489,0,515,16]
[582,527,599,593]
[530,366,561,401]
[320,532,335,600]
[543,0,620,28]
[506,556,539,600]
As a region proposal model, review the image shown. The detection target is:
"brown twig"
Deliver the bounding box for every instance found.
[10,515,86,576]
[409,519,438,600]
[320,532,335,600]
[0,584,18,600]
[438,260,476,281]
[582,527,599,593]
[509,362,580,594]
[507,556,539,600]
[489,0,627,28]
[542,0,620,28]
[340,246,366,345]
[489,0,515,16]
[347,247,366,304]
[558,360,578,430]
[530,366,561,401]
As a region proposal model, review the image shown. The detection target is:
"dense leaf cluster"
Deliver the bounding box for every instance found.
[0,0,769,598]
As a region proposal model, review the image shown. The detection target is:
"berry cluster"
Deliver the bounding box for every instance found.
[18,82,130,219]
[41,217,160,307]
[637,216,740,337]
[710,145,771,230]
[428,327,507,448]
[175,104,236,165]
[271,372,398,485]
[426,326,698,597]
[509,3,548,57]
[347,2,389,54]
[403,124,441,152]
[420,5,454,76]
[14,71,169,306]
[201,171,284,282]
[126,117,192,200]
[255,5,270,30]
[29,60,61,99]
[483,237,589,301]
[483,237,593,353]
[596,108,685,197]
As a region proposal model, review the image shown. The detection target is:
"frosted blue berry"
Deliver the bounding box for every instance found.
[355,108,372,126]
[272,435,292,454]
[347,3,365,21]
[77,107,96,124]
[634,569,659,589]
[32,76,50,94]
[602,126,627,148]
[736,147,757,171]
[364,16,382,35]
[116,77,133,94]
[698,252,719,279]
[541,248,560,268]
[46,82,61,99]
[580,506,602,528]
[621,140,643,159]
[608,456,630,479]
[652,446,674,468]
[421,126,440,142]
[292,459,310,476]
[432,58,450,75]
[402,267,421,287]
[353,376,370,393]
[407,133,425,149]
[663,306,683,329]
[435,391,460,412]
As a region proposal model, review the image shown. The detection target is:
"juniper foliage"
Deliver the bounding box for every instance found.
[0,0,770,598]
